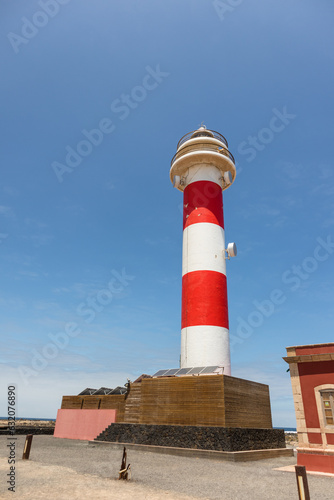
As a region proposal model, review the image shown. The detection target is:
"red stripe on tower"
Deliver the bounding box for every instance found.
[183,181,225,229]
[181,270,229,329]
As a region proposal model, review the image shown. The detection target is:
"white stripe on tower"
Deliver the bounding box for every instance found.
[182,223,226,276]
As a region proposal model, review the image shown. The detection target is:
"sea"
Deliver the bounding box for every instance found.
[0,417,56,421]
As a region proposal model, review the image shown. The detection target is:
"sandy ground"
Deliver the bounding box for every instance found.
[1,435,334,499]
[0,460,194,500]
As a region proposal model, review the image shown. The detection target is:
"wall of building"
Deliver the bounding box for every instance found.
[137,375,226,426]
[285,343,334,474]
[61,394,126,422]
[61,375,273,429]
[224,376,272,429]
[54,409,117,440]
[298,360,334,431]
[295,344,334,356]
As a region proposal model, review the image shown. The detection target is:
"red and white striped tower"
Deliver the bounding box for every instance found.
[170,127,236,375]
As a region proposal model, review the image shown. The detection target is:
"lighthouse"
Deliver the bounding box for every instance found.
[170,126,236,375]
[56,125,287,458]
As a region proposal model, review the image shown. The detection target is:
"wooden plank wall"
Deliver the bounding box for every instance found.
[224,376,273,429]
[60,375,273,429]
[123,383,142,423]
[61,395,126,422]
[138,375,225,426]
[81,396,101,409]
[100,395,126,422]
[61,396,83,409]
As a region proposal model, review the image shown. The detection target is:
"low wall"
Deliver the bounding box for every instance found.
[95,423,286,452]
[54,409,117,440]
[0,426,54,436]
[298,449,334,474]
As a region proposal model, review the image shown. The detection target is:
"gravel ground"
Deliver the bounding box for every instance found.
[1,435,334,499]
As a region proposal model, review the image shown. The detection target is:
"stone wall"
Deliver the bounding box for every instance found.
[95,423,286,451]
[0,426,54,435]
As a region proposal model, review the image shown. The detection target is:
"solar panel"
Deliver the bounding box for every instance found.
[187,366,206,375]
[175,367,192,375]
[151,366,224,378]
[164,369,179,376]
[152,369,169,377]
[78,388,97,395]
[93,387,113,395]
[110,386,127,395]
[200,366,220,374]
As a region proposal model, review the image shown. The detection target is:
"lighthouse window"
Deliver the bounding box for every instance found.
[321,391,334,426]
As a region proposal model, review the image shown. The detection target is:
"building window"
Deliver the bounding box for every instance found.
[321,391,334,426]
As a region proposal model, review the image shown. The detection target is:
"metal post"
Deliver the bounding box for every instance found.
[295,465,310,500]
[22,434,33,460]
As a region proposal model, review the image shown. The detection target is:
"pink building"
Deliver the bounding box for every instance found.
[284,342,334,474]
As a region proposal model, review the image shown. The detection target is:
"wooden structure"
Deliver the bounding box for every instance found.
[284,342,334,474]
[61,394,125,421]
[60,374,272,429]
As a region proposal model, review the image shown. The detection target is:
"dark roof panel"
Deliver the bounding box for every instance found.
[92,387,113,395]
[78,388,97,395]
[110,386,127,395]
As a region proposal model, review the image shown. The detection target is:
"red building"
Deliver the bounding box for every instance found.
[284,343,334,474]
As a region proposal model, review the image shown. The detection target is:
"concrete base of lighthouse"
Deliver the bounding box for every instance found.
[93,424,291,461]
[57,373,290,458]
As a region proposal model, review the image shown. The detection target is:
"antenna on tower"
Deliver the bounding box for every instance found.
[198,122,206,129]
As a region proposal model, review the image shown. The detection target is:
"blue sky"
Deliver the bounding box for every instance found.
[1,0,334,426]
